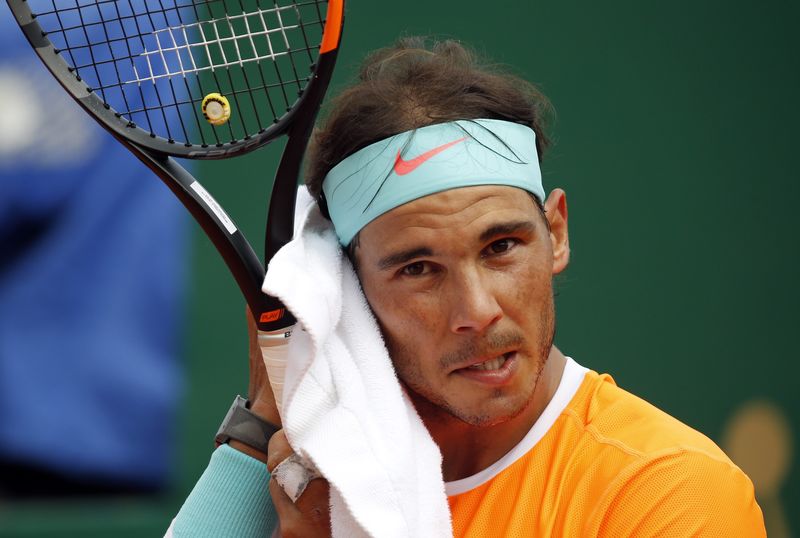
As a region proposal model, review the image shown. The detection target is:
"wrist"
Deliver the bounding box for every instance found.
[215,396,280,462]
[247,396,281,427]
[225,439,269,463]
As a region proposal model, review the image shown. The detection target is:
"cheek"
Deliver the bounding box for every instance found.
[505,256,554,313]
[361,285,438,387]
[361,276,436,341]
[372,292,442,340]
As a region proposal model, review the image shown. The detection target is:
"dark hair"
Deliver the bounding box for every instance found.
[306,36,553,199]
[307,37,553,264]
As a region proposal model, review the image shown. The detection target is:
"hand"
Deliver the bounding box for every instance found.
[224,308,282,463]
[246,307,281,427]
[267,430,331,537]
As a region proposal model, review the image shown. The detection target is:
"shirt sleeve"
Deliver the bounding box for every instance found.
[591,449,766,537]
[167,444,278,538]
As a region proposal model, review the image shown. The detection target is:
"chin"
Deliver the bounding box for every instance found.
[428,385,536,428]
[462,397,533,427]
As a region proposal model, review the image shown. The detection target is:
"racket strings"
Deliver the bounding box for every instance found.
[32,0,327,146]
[141,0,189,141]
[124,7,306,83]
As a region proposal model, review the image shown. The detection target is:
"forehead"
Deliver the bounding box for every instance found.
[357,185,540,251]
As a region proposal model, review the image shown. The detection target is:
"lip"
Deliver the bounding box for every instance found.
[451,352,519,387]
[449,348,518,372]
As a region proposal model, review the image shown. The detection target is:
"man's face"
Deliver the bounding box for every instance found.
[356,185,569,427]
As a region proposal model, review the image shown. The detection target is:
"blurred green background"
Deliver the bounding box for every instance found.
[1,0,797,535]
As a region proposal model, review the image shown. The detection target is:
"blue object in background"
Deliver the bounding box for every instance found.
[0,10,189,492]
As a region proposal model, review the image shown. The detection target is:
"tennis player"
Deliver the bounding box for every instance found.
[169,38,766,537]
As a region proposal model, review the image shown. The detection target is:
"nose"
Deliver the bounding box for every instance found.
[448,268,503,334]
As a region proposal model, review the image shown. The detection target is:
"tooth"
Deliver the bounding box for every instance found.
[468,356,506,370]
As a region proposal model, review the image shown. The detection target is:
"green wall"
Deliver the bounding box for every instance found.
[2,0,796,535]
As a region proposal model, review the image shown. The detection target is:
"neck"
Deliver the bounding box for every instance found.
[417,347,567,482]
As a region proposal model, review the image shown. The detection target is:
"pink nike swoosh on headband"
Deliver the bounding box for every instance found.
[393,137,467,176]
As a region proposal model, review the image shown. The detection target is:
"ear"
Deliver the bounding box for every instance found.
[544,188,569,275]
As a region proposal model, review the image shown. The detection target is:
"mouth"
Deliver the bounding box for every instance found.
[464,352,514,371]
[451,351,519,386]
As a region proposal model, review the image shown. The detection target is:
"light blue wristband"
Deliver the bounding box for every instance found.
[171,444,278,537]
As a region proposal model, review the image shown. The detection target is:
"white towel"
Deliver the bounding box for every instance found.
[262,187,452,538]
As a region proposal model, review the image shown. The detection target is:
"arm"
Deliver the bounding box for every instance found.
[168,444,278,538]
[167,310,331,537]
[167,310,280,537]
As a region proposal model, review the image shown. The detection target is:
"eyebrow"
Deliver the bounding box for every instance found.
[375,220,537,271]
[377,247,433,271]
[479,220,537,243]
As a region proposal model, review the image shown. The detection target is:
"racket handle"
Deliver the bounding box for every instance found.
[258,326,295,416]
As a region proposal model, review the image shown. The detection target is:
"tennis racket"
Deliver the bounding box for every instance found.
[7,0,345,406]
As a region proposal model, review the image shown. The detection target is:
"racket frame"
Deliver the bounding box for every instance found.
[7,0,345,332]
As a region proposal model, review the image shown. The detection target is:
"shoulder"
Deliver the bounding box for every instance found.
[567,369,728,459]
[566,369,765,536]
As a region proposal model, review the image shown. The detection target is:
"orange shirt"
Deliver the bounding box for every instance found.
[446,359,765,537]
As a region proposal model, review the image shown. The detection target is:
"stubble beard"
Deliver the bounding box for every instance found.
[391,295,557,428]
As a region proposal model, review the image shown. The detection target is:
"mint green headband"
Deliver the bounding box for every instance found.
[322,118,544,246]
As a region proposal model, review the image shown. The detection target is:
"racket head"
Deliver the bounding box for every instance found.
[8,0,344,159]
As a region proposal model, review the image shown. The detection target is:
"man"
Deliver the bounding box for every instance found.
[169,38,765,536]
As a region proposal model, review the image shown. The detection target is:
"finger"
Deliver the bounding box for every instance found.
[294,478,331,528]
[267,431,331,537]
[266,429,293,473]
[269,470,331,537]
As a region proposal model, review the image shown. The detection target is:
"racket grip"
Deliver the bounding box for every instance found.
[258,326,295,416]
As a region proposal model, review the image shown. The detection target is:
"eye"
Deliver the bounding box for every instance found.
[401,261,429,276]
[484,238,518,256]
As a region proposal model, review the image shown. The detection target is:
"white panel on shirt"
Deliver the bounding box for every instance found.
[444,357,589,496]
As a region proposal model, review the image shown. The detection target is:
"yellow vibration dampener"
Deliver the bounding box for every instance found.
[202,93,231,126]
